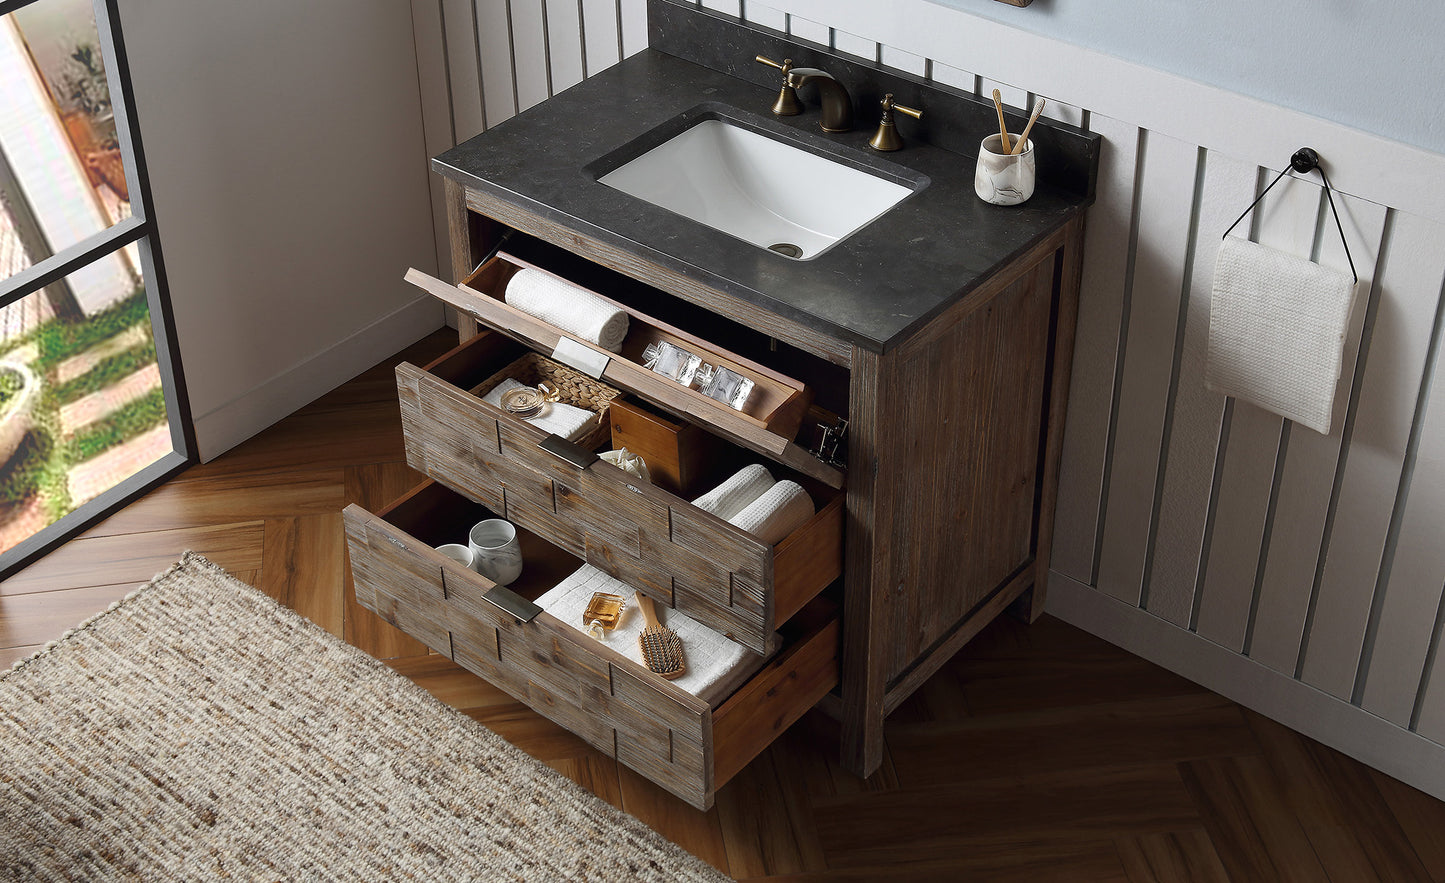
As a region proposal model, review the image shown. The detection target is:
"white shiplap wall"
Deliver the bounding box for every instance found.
[410,0,1445,799]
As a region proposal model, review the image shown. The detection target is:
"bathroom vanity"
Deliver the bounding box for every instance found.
[343,1,1098,810]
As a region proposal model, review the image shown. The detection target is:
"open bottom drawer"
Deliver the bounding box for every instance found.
[343,479,840,811]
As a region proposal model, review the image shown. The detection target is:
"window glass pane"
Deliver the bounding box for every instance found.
[1,0,129,284]
[0,253,169,555]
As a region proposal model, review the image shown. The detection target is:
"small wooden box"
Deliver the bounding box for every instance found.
[609,397,721,497]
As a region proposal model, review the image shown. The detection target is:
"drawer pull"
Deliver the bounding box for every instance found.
[483,584,543,623]
[538,434,599,470]
[552,336,610,379]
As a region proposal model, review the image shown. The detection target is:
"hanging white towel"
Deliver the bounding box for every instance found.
[482,378,599,442]
[505,268,630,353]
[1204,237,1359,434]
[690,463,775,522]
[535,565,777,704]
[727,479,814,545]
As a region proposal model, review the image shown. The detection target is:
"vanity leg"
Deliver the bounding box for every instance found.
[840,347,893,778]
[444,178,504,342]
[1014,215,1086,623]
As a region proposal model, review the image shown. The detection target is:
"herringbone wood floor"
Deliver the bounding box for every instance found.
[4,328,1445,882]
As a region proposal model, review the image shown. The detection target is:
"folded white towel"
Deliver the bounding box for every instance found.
[482,378,599,442]
[536,565,775,704]
[1204,237,1360,434]
[691,464,774,522]
[505,268,630,353]
[727,479,814,545]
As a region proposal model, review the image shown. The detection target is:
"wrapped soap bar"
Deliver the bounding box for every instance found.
[695,364,755,411]
[642,341,702,386]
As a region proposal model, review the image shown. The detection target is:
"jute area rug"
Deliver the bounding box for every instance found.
[0,552,732,882]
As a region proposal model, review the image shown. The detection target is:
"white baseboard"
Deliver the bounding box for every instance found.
[190,296,445,462]
[1046,570,1445,801]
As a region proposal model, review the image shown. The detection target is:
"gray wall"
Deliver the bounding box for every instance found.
[925,0,1445,154]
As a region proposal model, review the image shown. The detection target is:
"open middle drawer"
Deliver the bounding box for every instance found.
[343,479,840,811]
[396,332,844,655]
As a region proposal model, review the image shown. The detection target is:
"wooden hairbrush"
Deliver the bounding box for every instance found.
[636,594,686,680]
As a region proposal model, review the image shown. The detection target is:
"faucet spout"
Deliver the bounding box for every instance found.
[785,67,853,133]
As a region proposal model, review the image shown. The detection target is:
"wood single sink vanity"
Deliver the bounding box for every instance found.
[343,0,1100,810]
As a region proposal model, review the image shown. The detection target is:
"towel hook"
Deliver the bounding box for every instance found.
[1223,147,1358,284]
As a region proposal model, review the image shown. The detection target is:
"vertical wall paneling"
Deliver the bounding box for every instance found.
[476,0,518,128]
[880,45,926,78]
[929,61,976,94]
[1400,334,1445,741]
[441,0,486,140]
[1191,176,1316,652]
[1038,97,1084,129]
[1243,177,1363,674]
[743,3,788,32]
[1050,113,1140,585]
[1143,151,1256,627]
[545,0,586,92]
[787,15,829,46]
[699,0,740,15]
[1356,214,1445,723]
[1093,131,1199,605]
[831,29,876,62]
[581,0,622,75]
[979,78,1027,118]
[619,0,648,57]
[509,0,552,111]
[410,0,457,273]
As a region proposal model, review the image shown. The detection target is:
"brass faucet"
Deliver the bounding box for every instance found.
[755,56,853,132]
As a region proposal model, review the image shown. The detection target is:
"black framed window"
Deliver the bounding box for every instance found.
[0,0,193,575]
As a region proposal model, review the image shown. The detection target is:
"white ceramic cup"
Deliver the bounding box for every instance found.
[468,518,523,585]
[436,543,474,569]
[974,133,1036,206]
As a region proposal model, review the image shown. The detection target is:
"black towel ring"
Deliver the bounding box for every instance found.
[1222,147,1358,284]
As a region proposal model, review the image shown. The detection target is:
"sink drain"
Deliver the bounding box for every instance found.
[768,242,803,258]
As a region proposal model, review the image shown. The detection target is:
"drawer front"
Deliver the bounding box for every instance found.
[396,344,844,654]
[343,487,841,810]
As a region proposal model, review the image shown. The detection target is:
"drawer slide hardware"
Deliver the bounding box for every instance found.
[538,433,599,469]
[483,584,543,623]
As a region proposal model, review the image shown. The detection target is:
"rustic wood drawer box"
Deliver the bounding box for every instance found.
[404,252,820,466]
[343,478,840,810]
[395,332,844,655]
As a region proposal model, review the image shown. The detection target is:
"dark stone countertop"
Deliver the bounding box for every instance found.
[432,49,1092,353]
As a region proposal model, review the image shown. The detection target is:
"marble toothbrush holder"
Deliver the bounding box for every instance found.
[975,133,1036,206]
[469,518,523,585]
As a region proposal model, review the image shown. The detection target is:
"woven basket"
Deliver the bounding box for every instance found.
[472,352,621,449]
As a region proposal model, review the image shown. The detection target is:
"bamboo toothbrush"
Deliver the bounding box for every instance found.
[991,89,1012,153]
[1012,98,1046,155]
[636,594,686,680]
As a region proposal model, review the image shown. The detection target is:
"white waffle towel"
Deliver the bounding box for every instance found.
[505,268,630,353]
[536,565,776,704]
[1204,237,1359,435]
[482,378,599,442]
[727,479,814,545]
[691,463,775,522]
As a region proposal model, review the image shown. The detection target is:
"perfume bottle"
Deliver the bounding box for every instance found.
[583,591,627,640]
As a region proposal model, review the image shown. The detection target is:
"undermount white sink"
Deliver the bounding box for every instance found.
[597,118,915,260]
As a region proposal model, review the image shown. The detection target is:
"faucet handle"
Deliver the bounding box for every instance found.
[869,93,924,152]
[755,56,802,116]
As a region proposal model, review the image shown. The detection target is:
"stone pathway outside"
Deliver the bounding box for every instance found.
[58,362,161,435]
[54,324,150,385]
[67,422,171,507]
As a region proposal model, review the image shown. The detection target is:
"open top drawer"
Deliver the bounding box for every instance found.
[343,478,839,810]
[405,253,834,480]
[396,332,844,655]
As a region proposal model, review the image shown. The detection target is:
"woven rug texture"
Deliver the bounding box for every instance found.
[0,552,732,882]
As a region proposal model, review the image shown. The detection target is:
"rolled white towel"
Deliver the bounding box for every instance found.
[691,463,774,522]
[505,268,630,353]
[482,378,598,442]
[728,479,814,545]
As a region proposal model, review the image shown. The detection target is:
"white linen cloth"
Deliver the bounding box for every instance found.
[726,479,815,545]
[505,268,630,353]
[690,463,775,522]
[482,378,598,442]
[1204,237,1360,435]
[536,565,775,704]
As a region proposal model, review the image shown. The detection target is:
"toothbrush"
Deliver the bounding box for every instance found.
[991,89,1012,153]
[1012,98,1046,155]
